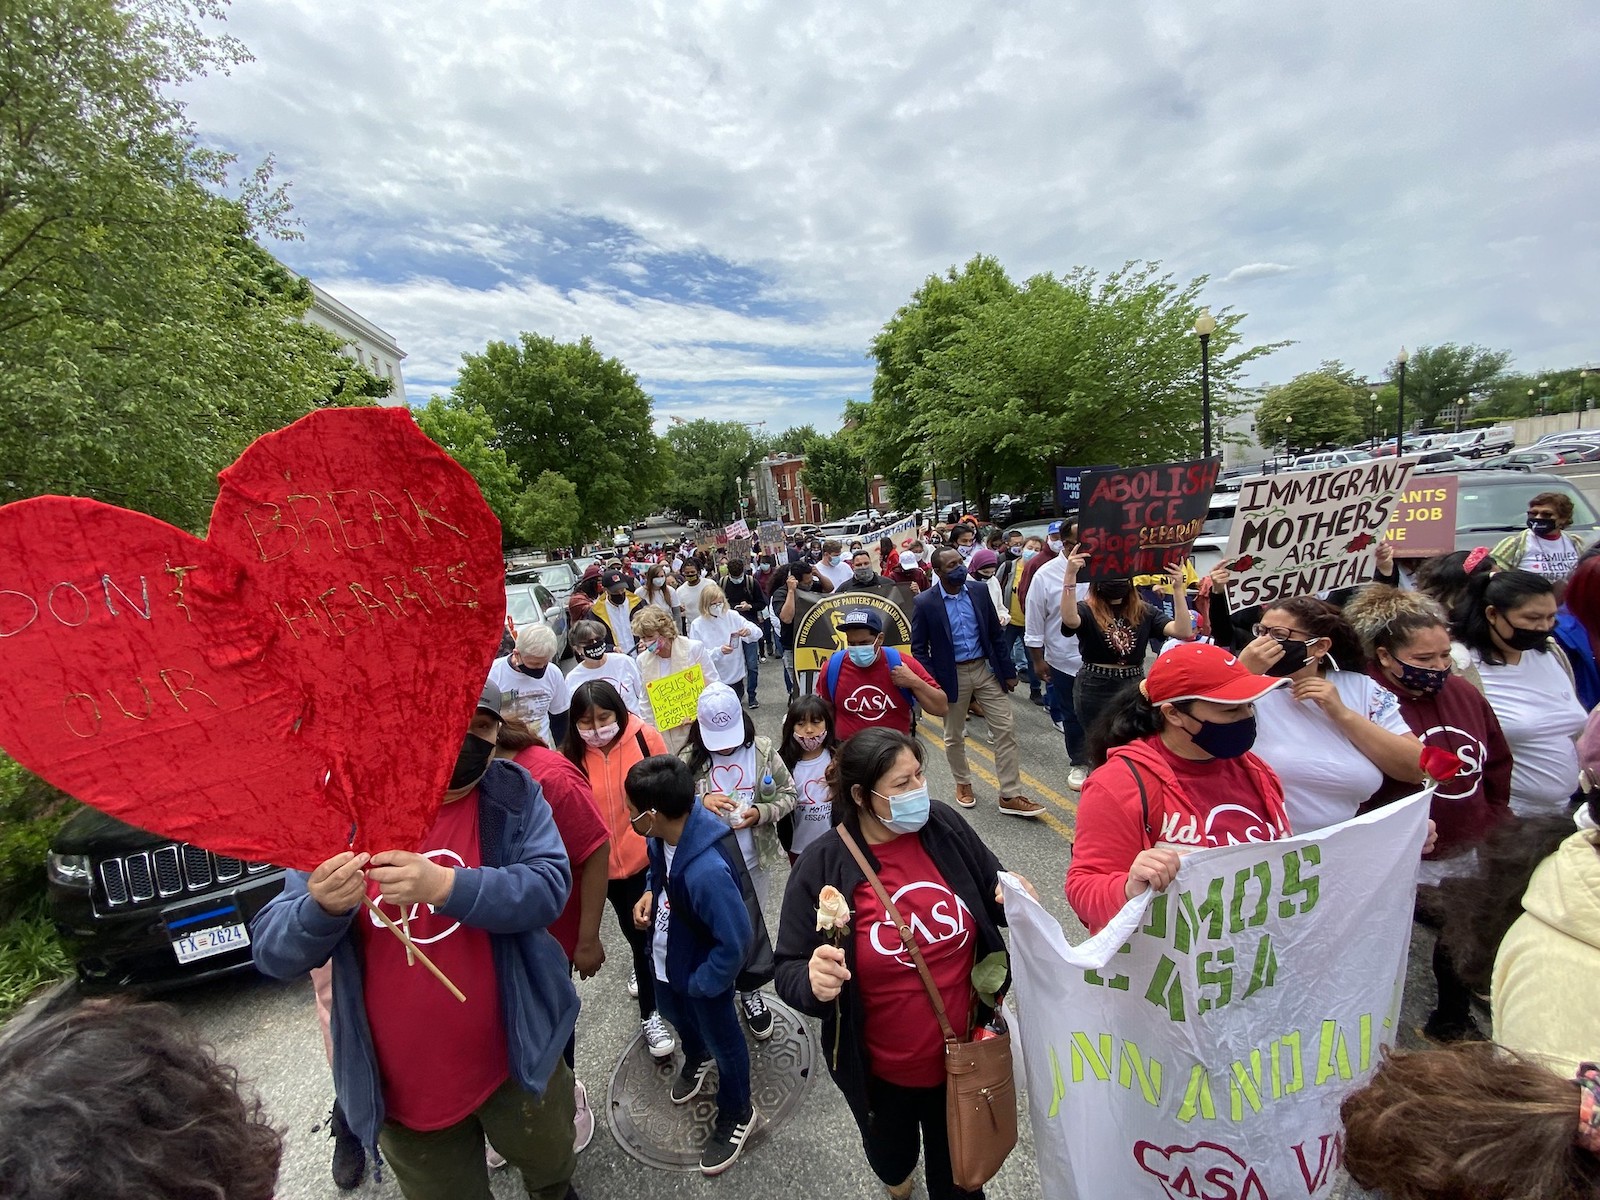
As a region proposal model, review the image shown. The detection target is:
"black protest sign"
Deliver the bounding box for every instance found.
[1074,458,1221,582]
[791,584,915,673]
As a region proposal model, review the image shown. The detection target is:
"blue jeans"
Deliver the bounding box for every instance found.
[742,639,760,698]
[1051,671,1086,765]
[657,983,751,1122]
[1005,626,1039,696]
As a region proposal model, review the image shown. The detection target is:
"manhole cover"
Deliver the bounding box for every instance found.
[607,991,814,1171]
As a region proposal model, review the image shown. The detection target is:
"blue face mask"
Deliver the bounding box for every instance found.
[848,644,879,668]
[1021,548,1038,562]
[942,565,969,589]
[874,784,931,834]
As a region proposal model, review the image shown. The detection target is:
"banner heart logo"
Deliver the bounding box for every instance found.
[0,407,505,871]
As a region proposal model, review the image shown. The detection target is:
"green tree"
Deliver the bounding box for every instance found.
[1382,344,1512,429]
[660,419,759,522]
[801,431,870,519]
[513,471,582,550]
[451,332,661,537]
[414,396,525,542]
[868,259,1281,515]
[1255,372,1364,454]
[0,0,352,533]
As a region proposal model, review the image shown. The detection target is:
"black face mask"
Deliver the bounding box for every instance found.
[581,644,607,661]
[1264,638,1310,677]
[512,660,547,679]
[1528,517,1558,536]
[1497,619,1550,652]
[607,590,627,603]
[853,566,875,583]
[449,732,496,790]
[1096,581,1132,602]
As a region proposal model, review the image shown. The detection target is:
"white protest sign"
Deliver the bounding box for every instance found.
[1222,458,1417,610]
[725,518,751,540]
[1002,794,1429,1200]
[869,515,919,569]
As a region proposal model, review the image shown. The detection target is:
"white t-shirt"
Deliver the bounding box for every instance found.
[1252,669,1412,832]
[704,744,759,870]
[1519,533,1581,581]
[1022,554,1089,674]
[1477,648,1585,816]
[675,579,709,619]
[602,597,637,653]
[486,655,571,742]
[814,557,854,591]
[690,610,761,685]
[653,842,676,982]
[565,654,646,716]
[789,750,833,857]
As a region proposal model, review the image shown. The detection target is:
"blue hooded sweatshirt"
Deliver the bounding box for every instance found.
[648,801,752,997]
[250,760,578,1154]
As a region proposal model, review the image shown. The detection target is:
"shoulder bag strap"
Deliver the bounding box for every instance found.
[1121,756,1153,841]
[838,826,960,1044]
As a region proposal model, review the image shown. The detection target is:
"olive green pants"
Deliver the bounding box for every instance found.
[379,1061,575,1200]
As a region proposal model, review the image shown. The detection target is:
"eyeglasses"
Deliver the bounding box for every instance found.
[1252,623,1315,642]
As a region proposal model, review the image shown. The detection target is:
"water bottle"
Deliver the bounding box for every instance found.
[760,773,776,800]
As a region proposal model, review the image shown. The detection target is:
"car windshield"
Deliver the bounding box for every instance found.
[1456,480,1600,531]
[505,586,544,625]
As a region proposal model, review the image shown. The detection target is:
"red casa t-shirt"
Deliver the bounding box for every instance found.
[359,791,507,1131]
[1147,739,1285,848]
[822,652,938,742]
[512,746,609,960]
[852,833,977,1088]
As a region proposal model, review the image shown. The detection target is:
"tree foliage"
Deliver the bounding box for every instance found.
[513,471,582,550]
[451,332,661,537]
[801,430,870,518]
[0,0,357,533]
[863,256,1281,516]
[660,419,759,522]
[414,396,524,536]
[1254,372,1363,453]
[1382,344,1511,429]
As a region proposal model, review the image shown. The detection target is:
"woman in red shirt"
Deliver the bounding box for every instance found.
[774,729,1034,1200]
[1066,642,1291,933]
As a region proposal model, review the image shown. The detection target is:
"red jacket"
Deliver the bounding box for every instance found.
[1065,735,1290,933]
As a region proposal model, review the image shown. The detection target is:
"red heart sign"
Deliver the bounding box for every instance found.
[0,408,505,871]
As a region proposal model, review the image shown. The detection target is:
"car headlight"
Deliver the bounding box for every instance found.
[47,852,92,887]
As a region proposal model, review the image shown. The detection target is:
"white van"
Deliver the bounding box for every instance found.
[1290,449,1372,471]
[1440,426,1514,459]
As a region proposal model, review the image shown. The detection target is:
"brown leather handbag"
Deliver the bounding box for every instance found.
[839,827,1018,1191]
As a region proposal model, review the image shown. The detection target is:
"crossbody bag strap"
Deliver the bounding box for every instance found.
[1121,756,1153,841]
[838,826,960,1044]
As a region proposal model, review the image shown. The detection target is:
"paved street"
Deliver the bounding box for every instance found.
[158,655,1421,1199]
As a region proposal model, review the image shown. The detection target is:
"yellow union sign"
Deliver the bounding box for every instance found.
[646,665,707,730]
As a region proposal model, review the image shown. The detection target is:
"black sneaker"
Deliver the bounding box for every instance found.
[700,1106,760,1176]
[747,697,760,709]
[671,1057,713,1104]
[327,1102,366,1191]
[740,990,774,1040]
[1422,1011,1483,1043]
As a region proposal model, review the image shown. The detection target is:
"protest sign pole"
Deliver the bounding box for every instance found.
[363,896,466,1002]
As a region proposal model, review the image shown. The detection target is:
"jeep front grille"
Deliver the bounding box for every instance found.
[94,844,273,911]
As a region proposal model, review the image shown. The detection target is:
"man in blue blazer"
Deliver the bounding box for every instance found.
[911,547,1044,818]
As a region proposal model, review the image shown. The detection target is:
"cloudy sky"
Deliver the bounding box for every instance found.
[179,1,1600,433]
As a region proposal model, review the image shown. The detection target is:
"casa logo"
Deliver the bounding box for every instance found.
[843,685,896,717]
[706,706,737,730]
[1133,1139,1270,1200]
[866,881,971,966]
[366,848,465,945]
[1421,725,1486,801]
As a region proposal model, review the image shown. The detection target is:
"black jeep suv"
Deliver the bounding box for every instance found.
[46,806,286,991]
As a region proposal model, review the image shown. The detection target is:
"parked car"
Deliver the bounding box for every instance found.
[1452,470,1600,551]
[1189,494,1240,576]
[1413,451,1481,475]
[992,492,1048,524]
[503,579,569,657]
[1436,426,1515,459]
[509,559,579,605]
[47,808,285,991]
[1536,429,1600,446]
[1536,442,1600,464]
[1291,449,1372,471]
[1479,449,1571,472]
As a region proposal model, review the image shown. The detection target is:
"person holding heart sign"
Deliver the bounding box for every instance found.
[252,681,583,1200]
[683,682,798,1038]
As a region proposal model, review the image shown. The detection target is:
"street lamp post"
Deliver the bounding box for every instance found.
[1368,391,1378,445]
[1529,388,1537,417]
[1539,378,1549,416]
[1195,308,1217,459]
[1454,399,1466,433]
[1284,414,1294,460]
[1395,347,1409,455]
[1584,369,1592,412]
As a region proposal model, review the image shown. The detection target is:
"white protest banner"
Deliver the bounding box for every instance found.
[869,515,919,569]
[1001,794,1429,1200]
[1222,458,1416,610]
[725,518,751,540]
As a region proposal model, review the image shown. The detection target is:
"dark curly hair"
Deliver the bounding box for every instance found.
[0,1000,282,1199]
[1259,594,1366,672]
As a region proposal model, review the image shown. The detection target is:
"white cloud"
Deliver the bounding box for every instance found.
[179,0,1600,428]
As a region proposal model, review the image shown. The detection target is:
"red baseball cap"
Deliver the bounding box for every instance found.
[1143,642,1288,706]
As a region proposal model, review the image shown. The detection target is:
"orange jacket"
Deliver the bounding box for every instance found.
[577,715,667,879]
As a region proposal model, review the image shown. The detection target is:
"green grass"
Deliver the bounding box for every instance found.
[0,897,71,1021]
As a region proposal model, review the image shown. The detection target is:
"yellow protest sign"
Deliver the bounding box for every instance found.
[646,665,707,730]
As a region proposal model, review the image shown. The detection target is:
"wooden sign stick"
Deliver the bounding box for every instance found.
[362,896,465,1003]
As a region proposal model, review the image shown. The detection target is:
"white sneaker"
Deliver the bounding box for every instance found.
[573,1078,595,1153]
[486,1144,507,1169]
[1067,765,1088,791]
[1052,718,1065,733]
[642,1011,677,1059]
[627,967,639,999]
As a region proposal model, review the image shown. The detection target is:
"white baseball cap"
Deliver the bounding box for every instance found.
[696,682,746,752]
[898,550,917,569]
